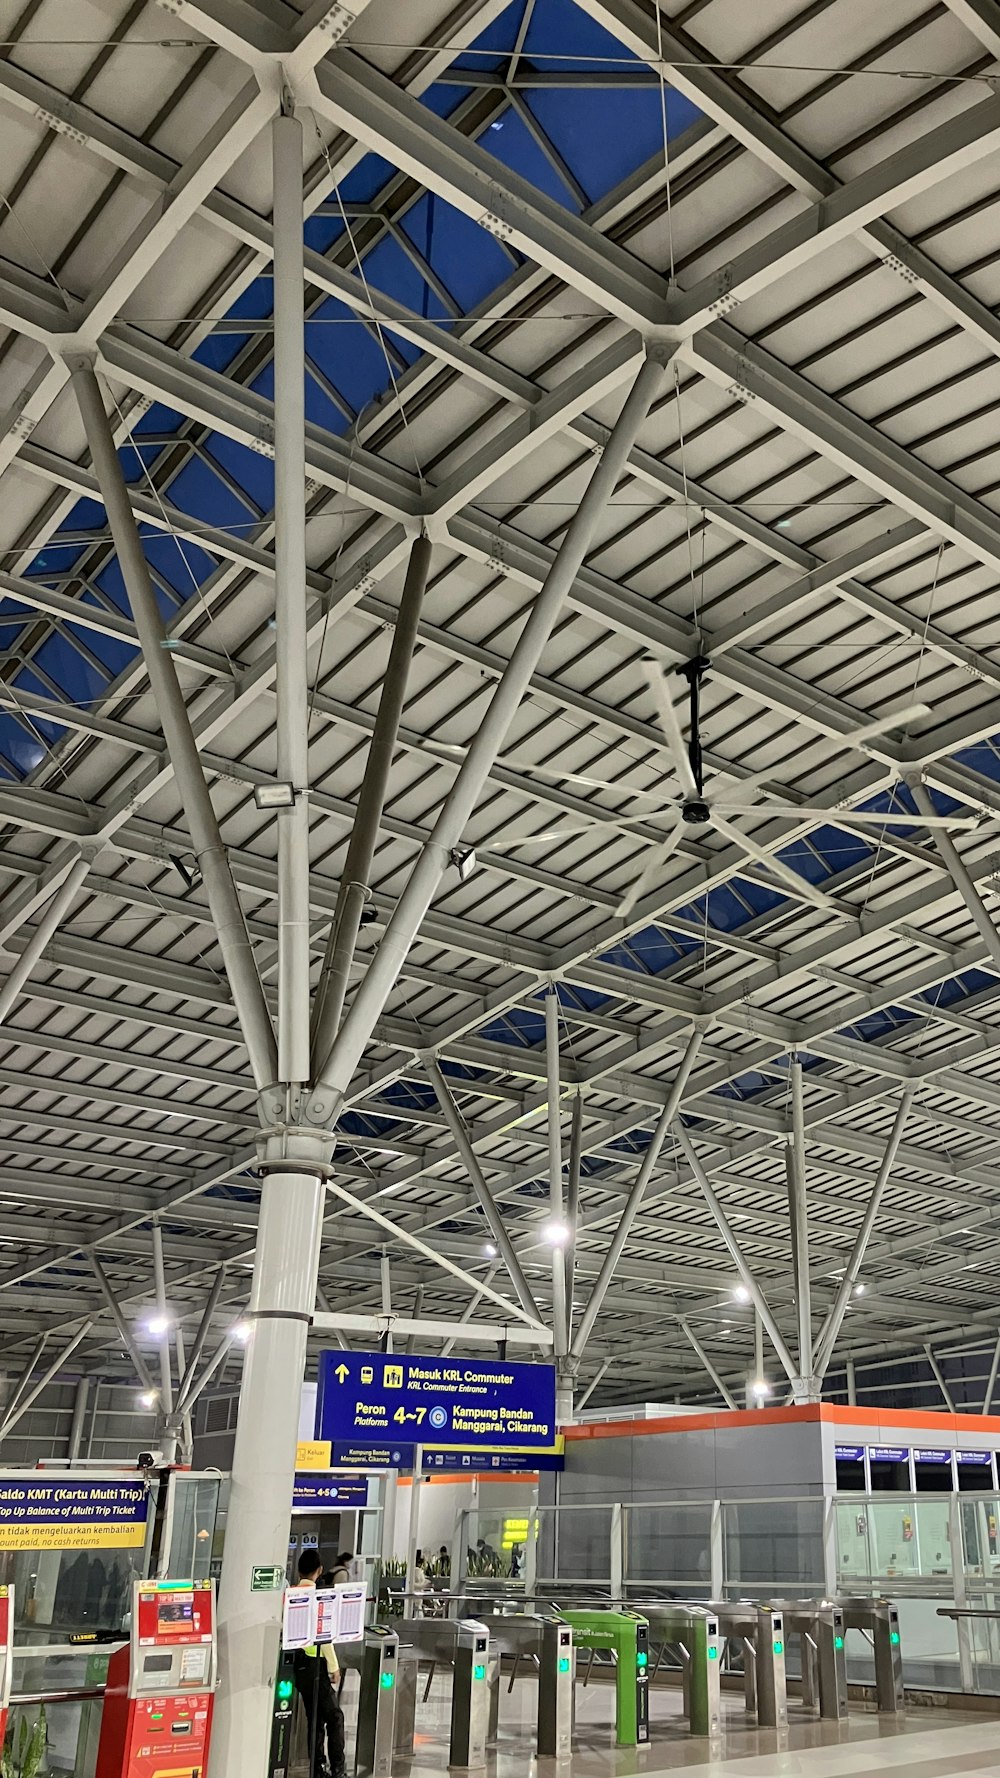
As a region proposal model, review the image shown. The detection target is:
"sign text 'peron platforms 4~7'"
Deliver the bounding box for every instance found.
[316,1352,558,1454]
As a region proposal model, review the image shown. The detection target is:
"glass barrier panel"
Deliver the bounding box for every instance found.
[864,1497,921,1582]
[6,1687,106,1778]
[1,1544,142,1640]
[466,1504,532,1582]
[960,1496,1000,1581]
[836,1496,873,1587]
[722,1497,826,1595]
[623,1501,713,1597]
[163,1474,222,1583]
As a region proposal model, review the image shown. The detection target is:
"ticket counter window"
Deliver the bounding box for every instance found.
[957,1453,997,1491]
[834,1447,865,1492]
[868,1449,910,1493]
[914,1453,954,1493]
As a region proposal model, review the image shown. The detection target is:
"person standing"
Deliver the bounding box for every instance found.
[294,1549,346,1778]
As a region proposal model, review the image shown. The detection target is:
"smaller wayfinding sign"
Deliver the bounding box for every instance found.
[316,1352,558,1454]
[251,1565,285,1593]
[292,1475,368,1511]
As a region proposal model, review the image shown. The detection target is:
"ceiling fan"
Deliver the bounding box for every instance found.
[478,657,980,918]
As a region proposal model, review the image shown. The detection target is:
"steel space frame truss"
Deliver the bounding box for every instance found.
[0,0,999,1403]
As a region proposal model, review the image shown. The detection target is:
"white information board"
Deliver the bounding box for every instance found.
[282,1585,316,1650]
[283,1582,366,1650]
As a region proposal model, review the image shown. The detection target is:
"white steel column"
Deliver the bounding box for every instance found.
[675,1124,798,1384]
[67,1376,89,1463]
[983,1337,1000,1414]
[307,350,674,1121]
[813,1086,915,1379]
[572,1028,704,1360]
[546,990,569,1401]
[273,95,311,1090]
[680,1319,738,1411]
[789,1057,817,1402]
[0,852,92,1029]
[152,1222,177,1465]
[210,104,333,1778]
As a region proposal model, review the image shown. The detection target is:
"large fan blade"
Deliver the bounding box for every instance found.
[487,804,675,852]
[616,818,685,918]
[485,824,596,851]
[642,660,698,800]
[496,755,675,807]
[710,703,933,803]
[711,801,980,830]
[842,702,931,748]
[713,813,840,914]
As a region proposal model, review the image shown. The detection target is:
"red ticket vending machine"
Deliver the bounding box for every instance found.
[0,1585,13,1748]
[96,1579,216,1778]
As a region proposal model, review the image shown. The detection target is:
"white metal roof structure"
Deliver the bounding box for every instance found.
[2,0,1000,1421]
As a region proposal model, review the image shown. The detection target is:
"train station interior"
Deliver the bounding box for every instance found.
[5,0,1000,1773]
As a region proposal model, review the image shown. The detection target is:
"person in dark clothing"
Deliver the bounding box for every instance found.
[294,1549,346,1778]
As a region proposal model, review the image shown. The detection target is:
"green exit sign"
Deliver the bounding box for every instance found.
[251,1565,285,1593]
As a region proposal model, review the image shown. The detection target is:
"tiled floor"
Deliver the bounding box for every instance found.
[346,1671,1000,1778]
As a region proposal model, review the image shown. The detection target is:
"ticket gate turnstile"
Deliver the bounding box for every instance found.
[468,1614,573,1757]
[353,1628,405,1778]
[838,1596,904,1712]
[556,1609,649,1746]
[397,1618,491,1767]
[639,1603,722,1739]
[95,1579,216,1778]
[705,1602,787,1729]
[767,1601,848,1721]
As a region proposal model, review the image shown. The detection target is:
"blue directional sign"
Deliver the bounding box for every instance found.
[316,1352,558,1453]
[422,1449,564,1474]
[329,1442,417,1470]
[292,1474,369,1511]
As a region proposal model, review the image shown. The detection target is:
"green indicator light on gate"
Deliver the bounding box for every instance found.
[474,1664,486,1681]
[558,1658,571,1674]
[277,1680,293,1701]
[708,1647,718,1660]
[890,1631,900,1646]
[636,1652,648,1669]
[773,1640,783,1655]
[380,1673,395,1690]
[835,1636,844,1650]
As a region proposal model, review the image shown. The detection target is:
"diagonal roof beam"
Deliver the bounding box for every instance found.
[307,51,669,330]
[943,0,1000,58]
[580,0,1000,366]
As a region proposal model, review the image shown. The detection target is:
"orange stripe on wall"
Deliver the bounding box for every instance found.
[564,1403,1000,1441]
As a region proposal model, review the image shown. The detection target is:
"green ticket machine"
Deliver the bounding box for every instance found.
[557,1609,650,1746]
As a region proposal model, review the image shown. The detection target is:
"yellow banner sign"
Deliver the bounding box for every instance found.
[296,1440,332,1471]
[0,1523,147,1551]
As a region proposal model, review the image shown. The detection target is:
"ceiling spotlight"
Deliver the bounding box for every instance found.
[138,1391,157,1410]
[733,1284,751,1304]
[853,1282,866,1297]
[232,1321,252,1343]
[253,781,295,811]
[483,1244,498,1258]
[147,1315,171,1337]
[752,1378,770,1398]
[450,847,477,883]
[541,1220,570,1247]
